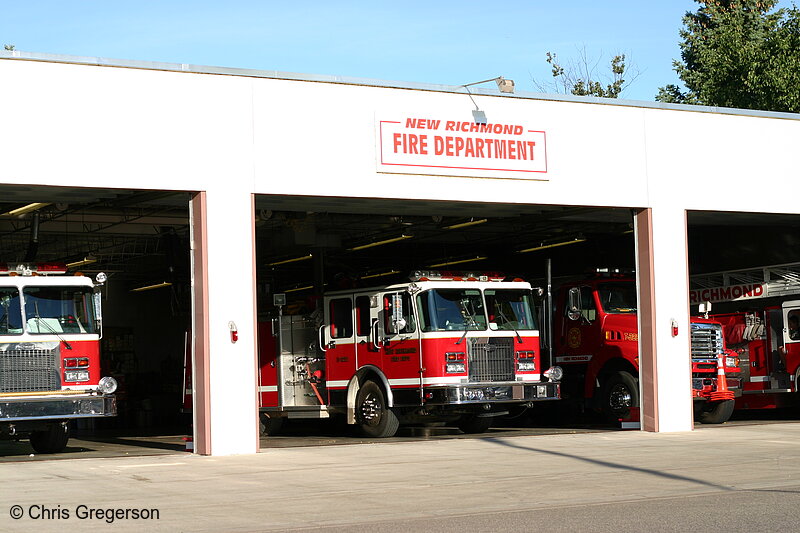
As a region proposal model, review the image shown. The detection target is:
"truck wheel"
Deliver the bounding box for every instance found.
[456,415,493,434]
[696,399,734,424]
[259,413,284,436]
[355,380,399,438]
[600,371,639,422]
[29,422,69,454]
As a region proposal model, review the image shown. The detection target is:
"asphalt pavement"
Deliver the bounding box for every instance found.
[1,421,799,532]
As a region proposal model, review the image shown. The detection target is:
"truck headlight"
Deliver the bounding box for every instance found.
[97,376,118,394]
[64,370,90,382]
[446,362,466,374]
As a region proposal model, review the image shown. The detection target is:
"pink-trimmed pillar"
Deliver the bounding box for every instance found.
[634,207,694,432]
[190,190,259,455]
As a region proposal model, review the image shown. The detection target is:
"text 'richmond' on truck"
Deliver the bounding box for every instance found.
[689,262,800,411]
[548,269,741,425]
[0,263,117,454]
[256,270,562,437]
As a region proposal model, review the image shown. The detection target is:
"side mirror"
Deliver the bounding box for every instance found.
[699,301,712,319]
[567,287,581,321]
[387,293,405,334]
[93,290,103,337]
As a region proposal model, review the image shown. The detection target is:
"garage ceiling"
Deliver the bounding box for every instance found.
[1,187,797,301]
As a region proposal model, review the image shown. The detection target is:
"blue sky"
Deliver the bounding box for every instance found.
[0,1,792,102]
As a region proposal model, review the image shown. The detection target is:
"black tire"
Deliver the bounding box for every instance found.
[259,413,284,436]
[696,399,734,424]
[29,422,69,454]
[456,415,493,434]
[355,380,399,438]
[600,371,639,422]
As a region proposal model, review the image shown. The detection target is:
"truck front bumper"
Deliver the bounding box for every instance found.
[0,392,117,421]
[692,377,743,399]
[426,381,561,406]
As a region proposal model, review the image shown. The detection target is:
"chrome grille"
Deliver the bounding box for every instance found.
[467,337,514,382]
[690,323,723,363]
[0,343,61,393]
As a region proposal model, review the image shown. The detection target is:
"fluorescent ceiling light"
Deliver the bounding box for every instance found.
[428,256,488,268]
[362,270,401,280]
[443,218,487,230]
[5,202,51,217]
[66,257,97,269]
[285,285,314,293]
[267,254,313,267]
[348,234,412,251]
[517,238,586,254]
[131,281,172,292]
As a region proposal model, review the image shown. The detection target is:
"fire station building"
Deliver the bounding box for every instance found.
[1,51,798,456]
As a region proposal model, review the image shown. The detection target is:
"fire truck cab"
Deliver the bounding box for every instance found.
[0,263,117,453]
[258,271,562,437]
[551,269,741,424]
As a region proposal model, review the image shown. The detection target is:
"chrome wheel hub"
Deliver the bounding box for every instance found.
[609,384,632,412]
[359,395,382,425]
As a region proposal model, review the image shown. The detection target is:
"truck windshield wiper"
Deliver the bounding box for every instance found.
[497,308,523,344]
[455,314,480,345]
[33,302,72,350]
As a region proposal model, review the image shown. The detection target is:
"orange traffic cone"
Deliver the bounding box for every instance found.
[710,351,735,402]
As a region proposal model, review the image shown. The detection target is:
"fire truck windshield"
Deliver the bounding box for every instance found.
[597,282,638,314]
[0,287,23,334]
[485,289,537,330]
[23,286,98,334]
[416,289,487,332]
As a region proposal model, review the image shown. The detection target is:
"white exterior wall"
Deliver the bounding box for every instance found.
[1,54,798,453]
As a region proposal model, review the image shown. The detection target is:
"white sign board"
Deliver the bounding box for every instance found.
[376,116,548,179]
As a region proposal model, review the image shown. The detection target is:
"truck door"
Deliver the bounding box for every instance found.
[559,285,601,364]
[324,295,357,389]
[781,301,800,388]
[377,291,420,387]
[355,294,380,370]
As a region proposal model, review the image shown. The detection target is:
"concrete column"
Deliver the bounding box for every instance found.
[190,191,259,455]
[635,207,694,432]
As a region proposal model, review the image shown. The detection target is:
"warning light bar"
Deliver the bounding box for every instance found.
[0,263,68,276]
[409,270,507,282]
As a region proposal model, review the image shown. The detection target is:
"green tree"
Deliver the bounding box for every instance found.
[3,44,15,51]
[534,48,638,99]
[657,0,800,112]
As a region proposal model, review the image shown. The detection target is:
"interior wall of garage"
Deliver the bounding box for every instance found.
[1,53,799,454]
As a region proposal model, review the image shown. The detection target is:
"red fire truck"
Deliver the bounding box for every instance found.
[550,269,741,424]
[690,263,800,410]
[0,263,117,453]
[257,271,562,437]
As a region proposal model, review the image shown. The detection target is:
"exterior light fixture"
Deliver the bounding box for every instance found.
[517,237,586,254]
[267,254,313,267]
[348,234,413,251]
[4,202,52,217]
[66,256,97,269]
[460,77,515,124]
[428,256,488,268]
[443,218,487,230]
[131,281,173,292]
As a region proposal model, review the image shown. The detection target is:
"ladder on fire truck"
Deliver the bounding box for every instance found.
[690,262,800,300]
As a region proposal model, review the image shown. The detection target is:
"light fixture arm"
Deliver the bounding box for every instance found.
[464,86,480,111]
[461,76,505,89]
